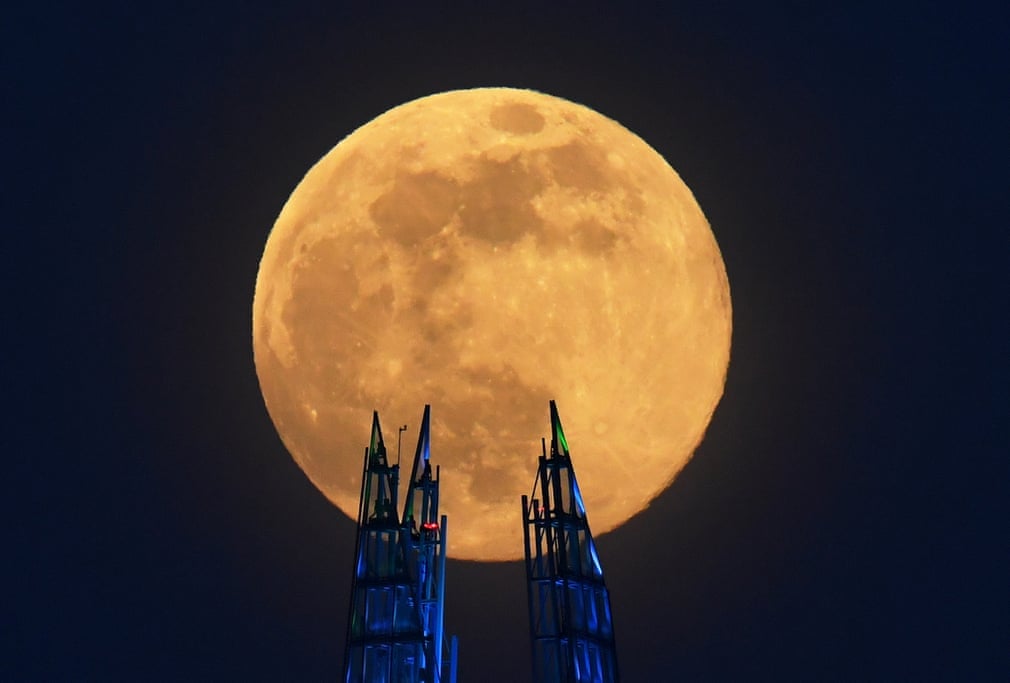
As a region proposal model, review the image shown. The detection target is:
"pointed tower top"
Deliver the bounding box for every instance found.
[369,410,387,466]
[359,410,398,527]
[549,399,570,458]
[402,405,433,523]
[409,404,431,479]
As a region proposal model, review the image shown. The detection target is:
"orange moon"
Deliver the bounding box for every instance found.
[253,88,731,561]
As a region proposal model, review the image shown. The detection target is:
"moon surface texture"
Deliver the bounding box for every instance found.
[253,88,731,561]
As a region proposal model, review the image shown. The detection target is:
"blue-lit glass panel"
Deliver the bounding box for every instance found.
[391,644,422,682]
[363,646,391,683]
[595,590,612,637]
[584,585,599,632]
[365,587,395,635]
[587,537,603,576]
[393,585,420,633]
[568,583,586,631]
[571,477,587,518]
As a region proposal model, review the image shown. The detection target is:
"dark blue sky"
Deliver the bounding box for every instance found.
[8,2,1006,680]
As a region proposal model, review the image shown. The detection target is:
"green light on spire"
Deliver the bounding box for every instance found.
[549,400,569,456]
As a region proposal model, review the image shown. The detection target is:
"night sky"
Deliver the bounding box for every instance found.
[9,3,1006,680]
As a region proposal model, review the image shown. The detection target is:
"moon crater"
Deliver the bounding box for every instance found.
[489,102,546,134]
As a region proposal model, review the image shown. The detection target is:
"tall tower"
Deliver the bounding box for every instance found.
[522,401,619,683]
[343,406,458,683]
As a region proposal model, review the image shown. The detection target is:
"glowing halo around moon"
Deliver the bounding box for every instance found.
[252,88,731,561]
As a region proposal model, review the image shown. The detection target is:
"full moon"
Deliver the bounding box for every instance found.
[253,88,731,561]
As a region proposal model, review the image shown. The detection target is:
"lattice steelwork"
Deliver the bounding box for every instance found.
[401,405,456,683]
[522,401,619,683]
[343,406,457,683]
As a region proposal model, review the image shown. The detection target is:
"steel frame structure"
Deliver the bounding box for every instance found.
[343,406,458,683]
[522,401,619,683]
